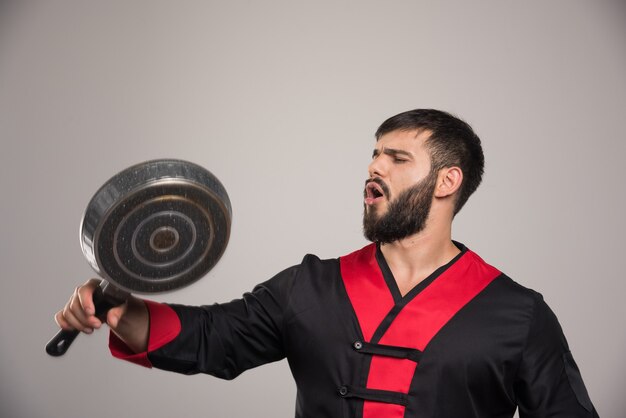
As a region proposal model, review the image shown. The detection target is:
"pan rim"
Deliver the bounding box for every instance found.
[79,159,232,294]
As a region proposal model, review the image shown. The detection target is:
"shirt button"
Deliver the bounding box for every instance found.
[353,341,363,350]
[338,386,348,396]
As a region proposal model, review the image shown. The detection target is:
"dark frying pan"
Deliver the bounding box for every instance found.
[46,159,231,356]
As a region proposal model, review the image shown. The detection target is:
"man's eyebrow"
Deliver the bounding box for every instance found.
[372,147,414,158]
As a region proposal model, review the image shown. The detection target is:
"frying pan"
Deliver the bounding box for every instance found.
[45,159,232,356]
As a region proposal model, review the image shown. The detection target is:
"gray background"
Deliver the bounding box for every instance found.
[1,1,624,417]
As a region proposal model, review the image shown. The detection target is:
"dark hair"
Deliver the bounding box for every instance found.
[375,109,484,215]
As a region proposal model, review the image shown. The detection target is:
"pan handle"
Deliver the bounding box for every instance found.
[45,285,124,356]
[46,328,80,357]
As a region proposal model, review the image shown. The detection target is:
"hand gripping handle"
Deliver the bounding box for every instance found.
[45,284,125,356]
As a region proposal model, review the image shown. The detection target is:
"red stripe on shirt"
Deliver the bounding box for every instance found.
[341,246,500,418]
[340,244,396,342]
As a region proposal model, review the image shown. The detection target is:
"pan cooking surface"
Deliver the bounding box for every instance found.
[80,160,231,293]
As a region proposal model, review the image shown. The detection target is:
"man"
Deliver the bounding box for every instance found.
[55,109,599,417]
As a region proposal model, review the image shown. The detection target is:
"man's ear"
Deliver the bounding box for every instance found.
[434,167,463,198]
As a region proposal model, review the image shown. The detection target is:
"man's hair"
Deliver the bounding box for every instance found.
[375,109,484,215]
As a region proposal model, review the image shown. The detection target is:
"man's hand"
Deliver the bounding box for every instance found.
[54,279,149,353]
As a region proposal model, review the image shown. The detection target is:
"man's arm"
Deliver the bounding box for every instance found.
[144,266,297,378]
[514,295,599,417]
[54,264,298,377]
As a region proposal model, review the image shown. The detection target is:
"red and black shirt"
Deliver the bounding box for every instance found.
[111,242,598,418]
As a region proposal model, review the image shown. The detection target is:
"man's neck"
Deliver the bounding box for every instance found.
[379,228,460,296]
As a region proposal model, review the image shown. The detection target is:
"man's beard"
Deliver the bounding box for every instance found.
[363,170,438,244]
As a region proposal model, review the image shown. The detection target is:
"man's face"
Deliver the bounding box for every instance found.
[363,129,438,243]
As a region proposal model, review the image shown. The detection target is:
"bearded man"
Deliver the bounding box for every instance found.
[55,109,599,418]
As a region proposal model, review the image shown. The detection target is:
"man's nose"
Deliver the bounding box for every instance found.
[368,155,386,178]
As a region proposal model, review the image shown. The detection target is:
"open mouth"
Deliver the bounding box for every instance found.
[364,180,386,205]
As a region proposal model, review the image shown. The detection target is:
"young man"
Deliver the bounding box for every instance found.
[55,109,599,417]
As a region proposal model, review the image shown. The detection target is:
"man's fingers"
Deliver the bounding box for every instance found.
[106,304,128,330]
[62,302,93,334]
[55,278,132,335]
[54,310,70,330]
[76,279,103,328]
[69,286,101,329]
[77,278,101,316]
[54,279,104,333]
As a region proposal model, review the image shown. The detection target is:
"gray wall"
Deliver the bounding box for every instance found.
[1,1,624,417]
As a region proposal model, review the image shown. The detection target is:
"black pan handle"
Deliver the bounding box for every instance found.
[46,328,80,357]
[45,285,123,356]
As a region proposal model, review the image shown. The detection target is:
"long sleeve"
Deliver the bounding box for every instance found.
[514,295,599,417]
[111,265,298,380]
